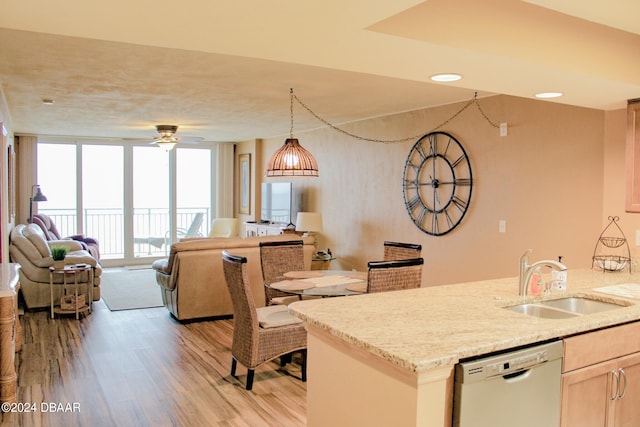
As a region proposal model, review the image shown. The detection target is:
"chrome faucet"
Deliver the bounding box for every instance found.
[519,249,567,296]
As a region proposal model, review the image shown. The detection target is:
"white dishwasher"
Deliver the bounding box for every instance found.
[453,340,563,427]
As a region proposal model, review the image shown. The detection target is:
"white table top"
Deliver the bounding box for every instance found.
[271,270,367,296]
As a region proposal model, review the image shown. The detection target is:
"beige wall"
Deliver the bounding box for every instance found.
[257,95,608,286]
[0,88,14,262]
[1,91,634,278]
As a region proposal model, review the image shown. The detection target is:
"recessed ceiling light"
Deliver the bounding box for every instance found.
[430,73,462,82]
[42,98,55,105]
[535,92,563,99]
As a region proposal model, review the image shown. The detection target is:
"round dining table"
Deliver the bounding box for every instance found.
[268,270,367,297]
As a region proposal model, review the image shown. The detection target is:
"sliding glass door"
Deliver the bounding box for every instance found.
[35,144,77,227]
[83,145,124,257]
[132,146,170,257]
[37,141,216,266]
[176,148,212,239]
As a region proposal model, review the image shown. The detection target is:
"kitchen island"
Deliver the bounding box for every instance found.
[288,268,640,427]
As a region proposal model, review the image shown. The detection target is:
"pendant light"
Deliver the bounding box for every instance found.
[265,89,319,177]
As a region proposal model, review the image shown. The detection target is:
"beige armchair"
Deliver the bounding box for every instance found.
[9,224,102,309]
[209,218,240,238]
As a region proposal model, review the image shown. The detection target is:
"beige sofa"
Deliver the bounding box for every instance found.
[151,234,314,321]
[9,224,102,309]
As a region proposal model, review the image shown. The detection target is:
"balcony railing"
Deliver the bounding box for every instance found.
[38,208,210,259]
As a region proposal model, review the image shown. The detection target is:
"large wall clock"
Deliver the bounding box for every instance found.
[402,131,473,236]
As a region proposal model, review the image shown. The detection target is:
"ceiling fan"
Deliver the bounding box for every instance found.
[151,124,180,151]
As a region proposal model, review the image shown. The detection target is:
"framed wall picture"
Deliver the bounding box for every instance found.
[239,154,251,214]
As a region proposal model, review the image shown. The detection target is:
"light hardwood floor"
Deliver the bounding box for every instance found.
[1,301,307,427]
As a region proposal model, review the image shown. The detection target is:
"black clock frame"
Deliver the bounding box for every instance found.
[402,131,473,236]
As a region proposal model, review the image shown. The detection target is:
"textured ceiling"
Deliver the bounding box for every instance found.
[0,0,639,143]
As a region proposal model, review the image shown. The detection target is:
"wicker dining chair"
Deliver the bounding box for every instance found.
[222,250,307,390]
[259,240,306,306]
[367,258,424,293]
[383,241,422,261]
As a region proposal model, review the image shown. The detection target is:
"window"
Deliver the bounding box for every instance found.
[37,141,219,265]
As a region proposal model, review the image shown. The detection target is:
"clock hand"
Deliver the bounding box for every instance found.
[437,179,471,186]
[429,175,440,208]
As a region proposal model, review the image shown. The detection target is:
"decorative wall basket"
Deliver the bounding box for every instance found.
[592,216,631,273]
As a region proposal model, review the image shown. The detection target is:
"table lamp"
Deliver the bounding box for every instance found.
[296,212,323,247]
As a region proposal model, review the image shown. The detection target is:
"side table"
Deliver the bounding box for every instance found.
[49,264,93,320]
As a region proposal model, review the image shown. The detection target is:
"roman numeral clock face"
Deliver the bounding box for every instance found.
[402,132,473,236]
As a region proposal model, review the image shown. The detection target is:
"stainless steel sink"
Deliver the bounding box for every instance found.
[504,296,629,319]
[505,303,579,319]
[539,297,626,314]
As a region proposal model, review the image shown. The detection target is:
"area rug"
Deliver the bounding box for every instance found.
[100,268,164,311]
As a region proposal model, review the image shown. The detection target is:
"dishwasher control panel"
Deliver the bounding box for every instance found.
[455,341,563,383]
[486,350,548,377]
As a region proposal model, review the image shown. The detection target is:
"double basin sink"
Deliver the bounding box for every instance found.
[505,296,631,319]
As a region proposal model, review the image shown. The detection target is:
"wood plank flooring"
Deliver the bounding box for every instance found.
[1,301,307,427]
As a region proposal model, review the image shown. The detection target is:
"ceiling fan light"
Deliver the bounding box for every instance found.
[155,140,177,151]
[266,138,319,177]
[153,124,179,150]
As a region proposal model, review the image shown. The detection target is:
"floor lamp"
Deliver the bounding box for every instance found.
[29,184,47,222]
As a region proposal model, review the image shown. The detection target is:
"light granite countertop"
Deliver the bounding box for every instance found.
[288,268,640,374]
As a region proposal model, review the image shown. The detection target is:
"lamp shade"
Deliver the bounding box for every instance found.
[32,186,47,202]
[29,184,47,223]
[154,141,177,151]
[266,138,319,177]
[296,212,323,233]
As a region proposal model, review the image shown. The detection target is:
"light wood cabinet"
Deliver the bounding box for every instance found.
[626,99,640,212]
[561,322,640,427]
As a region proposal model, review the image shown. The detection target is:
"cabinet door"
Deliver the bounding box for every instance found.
[244,224,257,237]
[626,99,640,212]
[561,359,616,427]
[613,353,640,427]
[266,226,282,236]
